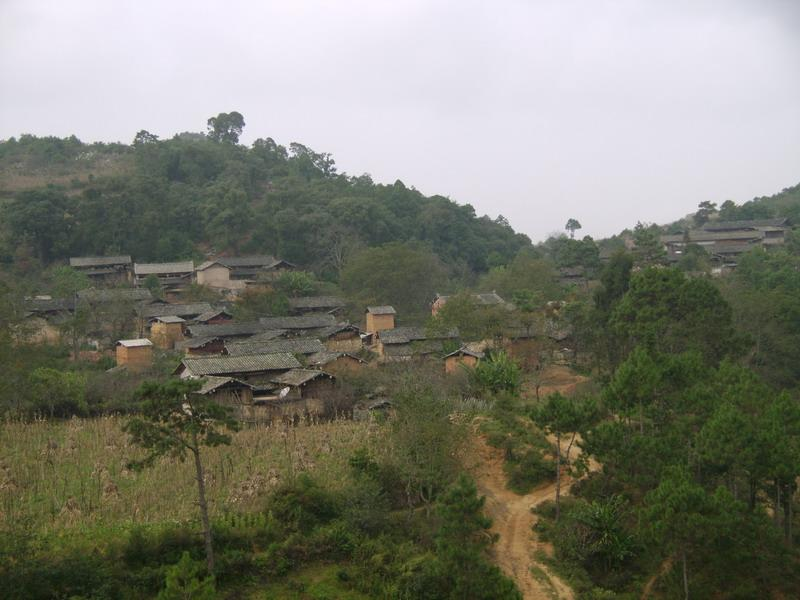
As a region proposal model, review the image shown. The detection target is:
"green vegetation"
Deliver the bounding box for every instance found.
[1,122,799,598]
[529,257,800,599]
[0,126,529,277]
[0,371,521,598]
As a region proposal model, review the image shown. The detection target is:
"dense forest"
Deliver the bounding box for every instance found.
[0,118,530,278]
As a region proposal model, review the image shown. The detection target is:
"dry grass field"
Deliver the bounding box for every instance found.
[0,416,376,534]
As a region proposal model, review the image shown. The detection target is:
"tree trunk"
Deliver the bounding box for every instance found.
[784,482,793,546]
[639,400,644,434]
[191,435,214,574]
[682,549,689,600]
[555,432,561,521]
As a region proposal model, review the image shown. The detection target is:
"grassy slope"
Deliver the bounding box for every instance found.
[0,416,373,534]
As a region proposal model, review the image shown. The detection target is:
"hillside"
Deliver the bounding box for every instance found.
[0,122,530,278]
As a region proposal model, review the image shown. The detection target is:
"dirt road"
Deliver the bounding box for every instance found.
[470,365,590,599]
[473,435,575,599]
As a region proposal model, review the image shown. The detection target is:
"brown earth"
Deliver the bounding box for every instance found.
[470,365,592,600]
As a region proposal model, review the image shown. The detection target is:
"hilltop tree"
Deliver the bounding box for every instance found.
[694,201,717,227]
[631,222,666,266]
[123,380,239,573]
[133,130,159,145]
[206,111,245,144]
[565,218,582,239]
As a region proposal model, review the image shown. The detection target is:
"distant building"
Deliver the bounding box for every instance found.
[116,339,153,372]
[224,337,326,357]
[175,336,225,356]
[431,292,507,316]
[149,316,185,350]
[444,347,484,374]
[69,256,132,285]
[259,314,338,337]
[375,326,459,362]
[315,323,363,353]
[175,352,301,383]
[307,350,366,375]
[287,296,346,315]
[194,256,295,291]
[186,321,273,341]
[365,306,396,333]
[133,262,194,296]
[661,218,792,273]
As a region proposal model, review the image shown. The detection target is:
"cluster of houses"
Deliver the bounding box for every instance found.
[20,254,577,425]
[660,218,792,273]
[69,254,295,298]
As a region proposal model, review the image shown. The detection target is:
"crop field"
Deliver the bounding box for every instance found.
[0,416,375,534]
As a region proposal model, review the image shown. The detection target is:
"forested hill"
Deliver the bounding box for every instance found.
[0,118,530,277]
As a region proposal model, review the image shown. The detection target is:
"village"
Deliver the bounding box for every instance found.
[16,251,584,428]
[16,212,795,430]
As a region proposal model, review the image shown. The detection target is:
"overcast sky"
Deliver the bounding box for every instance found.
[1,0,798,241]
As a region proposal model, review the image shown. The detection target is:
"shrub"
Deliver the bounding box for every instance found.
[158,551,215,600]
[268,474,340,533]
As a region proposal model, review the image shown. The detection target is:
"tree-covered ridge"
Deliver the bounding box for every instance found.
[0,121,530,277]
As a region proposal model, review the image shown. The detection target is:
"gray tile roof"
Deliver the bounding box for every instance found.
[661,230,763,244]
[443,346,485,359]
[142,303,214,319]
[134,261,194,275]
[196,256,295,270]
[383,339,448,358]
[272,369,334,387]
[216,255,281,268]
[152,315,185,324]
[195,309,233,323]
[194,376,253,395]
[175,336,222,350]
[259,314,337,330]
[77,288,153,303]
[225,338,325,356]
[24,297,75,313]
[379,326,459,345]
[180,353,301,376]
[702,218,789,231]
[117,338,152,347]
[288,296,346,310]
[307,350,364,366]
[314,322,361,339]
[367,305,396,315]
[246,329,290,342]
[70,255,131,268]
[187,321,270,338]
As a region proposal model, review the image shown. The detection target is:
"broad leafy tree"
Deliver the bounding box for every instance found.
[206,111,245,144]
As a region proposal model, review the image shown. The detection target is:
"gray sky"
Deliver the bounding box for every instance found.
[1,0,799,241]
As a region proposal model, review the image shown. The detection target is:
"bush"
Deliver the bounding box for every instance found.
[471,352,521,395]
[158,551,215,600]
[268,474,340,533]
[505,449,556,494]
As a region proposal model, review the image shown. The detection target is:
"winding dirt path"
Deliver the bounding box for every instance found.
[470,365,592,599]
[473,434,575,599]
